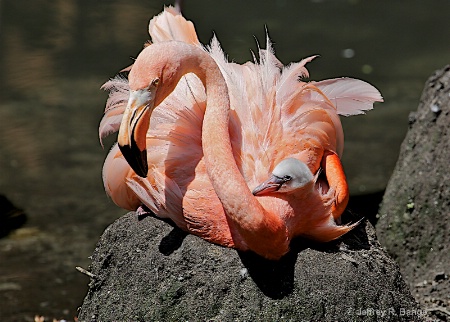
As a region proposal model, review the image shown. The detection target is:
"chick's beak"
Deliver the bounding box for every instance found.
[252,175,286,196]
[118,88,156,178]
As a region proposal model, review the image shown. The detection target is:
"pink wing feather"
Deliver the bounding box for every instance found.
[99,77,130,146]
[314,78,383,116]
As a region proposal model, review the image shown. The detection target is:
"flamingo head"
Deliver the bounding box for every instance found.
[117,43,191,177]
[252,158,316,196]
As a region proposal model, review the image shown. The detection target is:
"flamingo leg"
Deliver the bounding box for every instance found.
[321,151,349,219]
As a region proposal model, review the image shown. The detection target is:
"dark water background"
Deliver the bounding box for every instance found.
[0,0,449,320]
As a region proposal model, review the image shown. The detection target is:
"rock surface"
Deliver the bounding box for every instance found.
[78,211,422,321]
[377,66,450,321]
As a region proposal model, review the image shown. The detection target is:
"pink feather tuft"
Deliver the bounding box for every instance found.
[99,76,130,146]
[148,6,200,45]
[276,55,318,107]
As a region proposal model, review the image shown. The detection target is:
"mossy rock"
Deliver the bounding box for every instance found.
[79,211,420,321]
[377,66,450,320]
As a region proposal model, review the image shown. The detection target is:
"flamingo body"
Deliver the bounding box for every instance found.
[100,7,382,259]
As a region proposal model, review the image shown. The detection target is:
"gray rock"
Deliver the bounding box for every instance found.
[377,66,450,320]
[78,211,421,321]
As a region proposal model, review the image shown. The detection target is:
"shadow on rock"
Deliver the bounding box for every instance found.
[238,249,297,299]
[235,211,371,300]
[347,190,385,225]
[138,210,188,256]
[158,227,188,256]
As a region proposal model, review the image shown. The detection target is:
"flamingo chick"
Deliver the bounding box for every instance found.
[252,158,317,196]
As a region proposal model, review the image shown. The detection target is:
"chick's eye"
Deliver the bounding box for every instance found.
[283,175,292,181]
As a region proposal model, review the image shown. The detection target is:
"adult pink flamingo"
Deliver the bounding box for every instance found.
[100,8,382,259]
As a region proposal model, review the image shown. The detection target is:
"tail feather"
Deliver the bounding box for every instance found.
[304,218,362,242]
[128,169,187,230]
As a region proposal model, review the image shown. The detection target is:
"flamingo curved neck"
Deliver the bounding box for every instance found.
[177,45,268,229]
[146,42,288,258]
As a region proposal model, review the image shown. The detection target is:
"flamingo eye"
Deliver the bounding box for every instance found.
[152,78,160,87]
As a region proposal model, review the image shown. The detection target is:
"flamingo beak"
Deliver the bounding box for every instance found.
[252,175,286,196]
[118,87,157,178]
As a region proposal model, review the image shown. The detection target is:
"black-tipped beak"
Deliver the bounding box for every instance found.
[118,140,148,178]
[117,88,156,178]
[252,175,286,196]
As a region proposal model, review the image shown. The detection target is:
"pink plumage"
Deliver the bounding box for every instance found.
[100,7,382,259]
